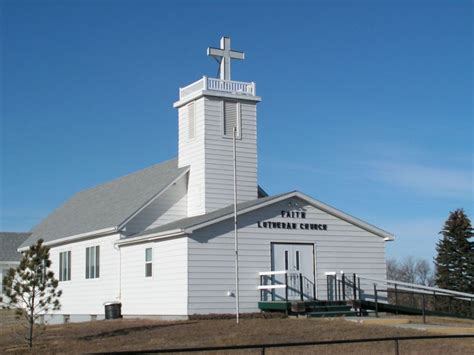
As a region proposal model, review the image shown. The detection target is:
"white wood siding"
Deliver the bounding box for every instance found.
[187,197,387,314]
[178,97,206,216]
[203,98,258,212]
[177,94,258,217]
[48,234,121,316]
[124,176,188,235]
[120,237,188,315]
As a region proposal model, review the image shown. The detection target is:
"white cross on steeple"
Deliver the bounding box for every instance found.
[207,37,245,81]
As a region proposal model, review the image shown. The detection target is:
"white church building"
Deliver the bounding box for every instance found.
[19,37,394,322]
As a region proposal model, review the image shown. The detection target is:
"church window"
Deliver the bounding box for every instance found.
[188,102,195,140]
[223,101,241,138]
[145,247,153,277]
[59,251,71,281]
[85,246,100,279]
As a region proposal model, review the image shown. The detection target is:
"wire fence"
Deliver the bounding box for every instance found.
[93,334,474,355]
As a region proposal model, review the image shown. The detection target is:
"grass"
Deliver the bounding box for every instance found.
[384,314,474,327]
[0,316,473,354]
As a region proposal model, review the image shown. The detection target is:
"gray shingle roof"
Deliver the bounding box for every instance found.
[128,192,290,239]
[21,159,188,249]
[0,232,31,262]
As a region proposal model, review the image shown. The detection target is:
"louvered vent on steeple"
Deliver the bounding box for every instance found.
[223,101,240,137]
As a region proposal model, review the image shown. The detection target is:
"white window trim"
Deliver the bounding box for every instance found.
[85,246,100,279]
[59,250,71,282]
[145,247,153,278]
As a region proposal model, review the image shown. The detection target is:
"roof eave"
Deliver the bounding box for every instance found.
[292,191,395,240]
[115,229,186,247]
[18,226,119,252]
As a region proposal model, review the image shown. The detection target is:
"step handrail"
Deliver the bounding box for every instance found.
[259,270,300,276]
[258,284,287,290]
[358,276,474,299]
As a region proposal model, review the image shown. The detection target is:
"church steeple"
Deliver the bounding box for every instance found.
[174,37,261,217]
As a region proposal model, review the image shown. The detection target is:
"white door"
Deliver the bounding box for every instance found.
[270,243,315,301]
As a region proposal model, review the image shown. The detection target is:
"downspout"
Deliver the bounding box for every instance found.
[114,237,122,301]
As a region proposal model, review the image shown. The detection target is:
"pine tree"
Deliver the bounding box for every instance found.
[0,239,62,348]
[434,209,473,314]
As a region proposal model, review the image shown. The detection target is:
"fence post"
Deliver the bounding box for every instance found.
[374,284,379,318]
[394,284,398,305]
[422,294,426,324]
[336,279,342,301]
[342,273,346,301]
[326,275,330,301]
[394,339,400,355]
[335,275,338,301]
[433,291,436,311]
[284,273,289,316]
[358,277,362,301]
[300,273,304,301]
[353,273,357,301]
[313,278,316,300]
[260,275,263,301]
[471,298,473,319]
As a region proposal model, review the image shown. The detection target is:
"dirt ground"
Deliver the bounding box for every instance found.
[0,316,473,354]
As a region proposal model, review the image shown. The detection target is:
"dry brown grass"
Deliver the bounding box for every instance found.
[384,314,474,327]
[0,317,473,354]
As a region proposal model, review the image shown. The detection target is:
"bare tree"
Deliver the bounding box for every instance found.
[386,256,436,309]
[415,259,435,286]
[388,256,434,286]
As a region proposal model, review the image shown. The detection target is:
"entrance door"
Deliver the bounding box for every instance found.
[271,243,315,301]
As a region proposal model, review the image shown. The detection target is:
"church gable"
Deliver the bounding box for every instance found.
[239,196,387,239]
[122,191,393,243]
[123,173,188,236]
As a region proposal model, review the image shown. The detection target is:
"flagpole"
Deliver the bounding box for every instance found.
[233,126,240,324]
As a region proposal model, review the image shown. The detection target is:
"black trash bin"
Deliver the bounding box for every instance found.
[104,301,122,320]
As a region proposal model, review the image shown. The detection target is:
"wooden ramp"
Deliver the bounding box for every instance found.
[258,300,358,317]
[359,300,472,319]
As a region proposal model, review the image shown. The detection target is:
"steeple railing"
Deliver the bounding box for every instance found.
[179,76,256,99]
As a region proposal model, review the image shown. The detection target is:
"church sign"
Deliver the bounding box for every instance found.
[257,210,328,231]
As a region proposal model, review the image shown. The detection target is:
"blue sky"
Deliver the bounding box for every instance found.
[1,0,472,263]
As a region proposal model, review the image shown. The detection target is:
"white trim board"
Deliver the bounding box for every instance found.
[17,227,118,252]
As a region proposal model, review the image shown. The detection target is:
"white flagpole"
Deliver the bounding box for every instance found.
[233,126,240,324]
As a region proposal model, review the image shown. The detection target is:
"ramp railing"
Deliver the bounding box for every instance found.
[258,270,315,303]
[360,276,474,320]
[326,273,474,319]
